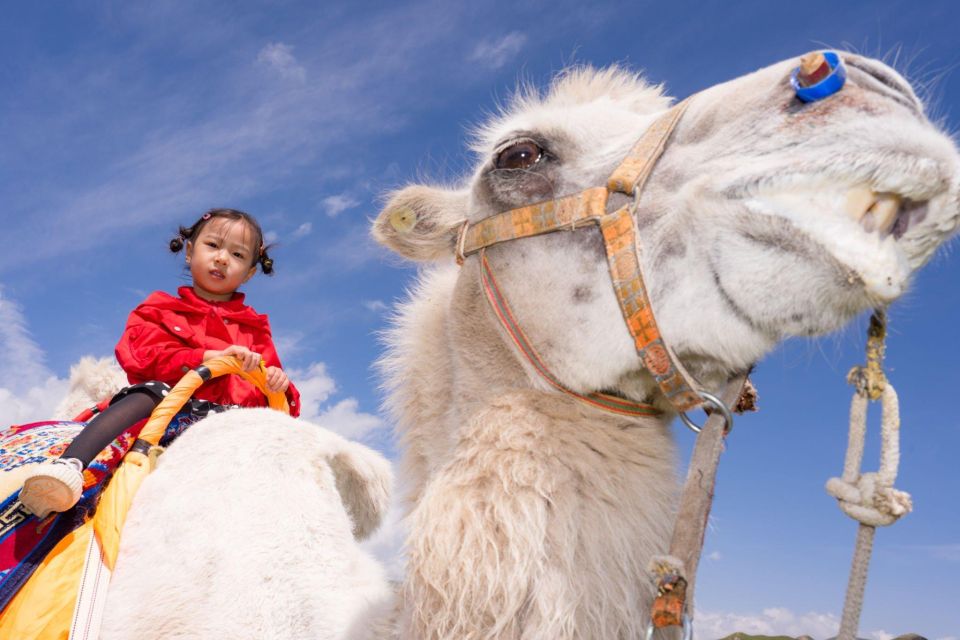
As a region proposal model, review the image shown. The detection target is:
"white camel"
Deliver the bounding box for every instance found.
[37,357,397,640]
[371,52,960,638]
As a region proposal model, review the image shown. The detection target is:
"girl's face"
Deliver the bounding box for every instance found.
[185,217,258,301]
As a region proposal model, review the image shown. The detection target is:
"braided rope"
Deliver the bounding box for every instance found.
[825,313,911,640]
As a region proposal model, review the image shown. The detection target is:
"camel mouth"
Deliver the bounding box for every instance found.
[841,187,928,240]
[741,184,932,301]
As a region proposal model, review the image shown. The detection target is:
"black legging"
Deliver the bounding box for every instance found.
[61,389,162,466]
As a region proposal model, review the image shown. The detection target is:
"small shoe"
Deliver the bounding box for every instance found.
[19,458,85,518]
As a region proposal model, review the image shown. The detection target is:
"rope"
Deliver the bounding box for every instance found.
[825,311,911,640]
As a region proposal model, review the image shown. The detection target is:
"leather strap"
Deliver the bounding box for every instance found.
[457,100,703,412]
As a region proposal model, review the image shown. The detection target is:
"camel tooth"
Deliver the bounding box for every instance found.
[871,194,901,234]
[844,186,876,223]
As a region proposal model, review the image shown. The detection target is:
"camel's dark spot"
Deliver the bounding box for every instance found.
[572,285,595,304]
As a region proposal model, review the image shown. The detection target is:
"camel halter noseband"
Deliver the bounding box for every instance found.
[455,98,718,417]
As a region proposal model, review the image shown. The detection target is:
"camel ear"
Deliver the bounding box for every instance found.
[329,440,393,541]
[372,185,468,261]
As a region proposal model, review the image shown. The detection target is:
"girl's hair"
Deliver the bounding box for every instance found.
[169,208,275,275]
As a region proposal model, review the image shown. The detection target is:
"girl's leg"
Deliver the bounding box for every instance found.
[60,390,161,465]
[19,385,165,518]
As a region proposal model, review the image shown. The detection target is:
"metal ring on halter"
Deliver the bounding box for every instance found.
[678,391,733,435]
[630,184,644,212]
[644,615,694,640]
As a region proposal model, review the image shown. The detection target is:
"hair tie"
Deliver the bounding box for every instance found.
[202,212,212,220]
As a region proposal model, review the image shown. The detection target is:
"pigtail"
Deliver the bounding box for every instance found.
[259,244,276,275]
[169,225,194,254]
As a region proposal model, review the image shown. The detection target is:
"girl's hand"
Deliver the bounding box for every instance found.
[265,366,290,393]
[205,345,261,371]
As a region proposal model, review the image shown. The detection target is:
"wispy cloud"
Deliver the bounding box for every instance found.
[0,288,71,425]
[0,288,53,391]
[469,31,527,70]
[257,42,306,82]
[323,194,361,217]
[695,607,840,638]
[292,222,313,238]
[363,300,388,313]
[0,1,474,273]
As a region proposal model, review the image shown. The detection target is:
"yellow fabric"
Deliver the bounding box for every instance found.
[0,524,88,639]
[1,355,289,637]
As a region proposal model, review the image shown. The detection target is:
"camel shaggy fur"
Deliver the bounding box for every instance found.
[100,408,395,640]
[44,359,395,640]
[373,53,960,638]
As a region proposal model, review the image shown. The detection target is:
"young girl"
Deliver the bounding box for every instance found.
[19,208,300,518]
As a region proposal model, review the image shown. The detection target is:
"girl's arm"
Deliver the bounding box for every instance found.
[116,321,206,384]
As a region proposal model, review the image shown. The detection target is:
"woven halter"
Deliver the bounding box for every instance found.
[455,99,705,414]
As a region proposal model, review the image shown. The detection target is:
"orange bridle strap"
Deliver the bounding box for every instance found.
[456,100,703,412]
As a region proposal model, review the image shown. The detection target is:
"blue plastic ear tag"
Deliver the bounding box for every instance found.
[791,50,846,102]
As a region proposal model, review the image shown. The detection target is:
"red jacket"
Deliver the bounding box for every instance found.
[115,286,301,417]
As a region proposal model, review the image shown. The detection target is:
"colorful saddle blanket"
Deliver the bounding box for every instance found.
[0,412,200,612]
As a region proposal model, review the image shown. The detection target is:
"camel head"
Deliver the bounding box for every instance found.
[374,52,960,407]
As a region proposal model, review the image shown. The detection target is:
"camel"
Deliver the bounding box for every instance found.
[372,52,960,638]
[3,357,396,640]
[99,406,395,640]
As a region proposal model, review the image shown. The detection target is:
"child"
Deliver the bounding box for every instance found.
[19,208,301,518]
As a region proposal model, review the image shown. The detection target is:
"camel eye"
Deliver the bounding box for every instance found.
[495,140,543,170]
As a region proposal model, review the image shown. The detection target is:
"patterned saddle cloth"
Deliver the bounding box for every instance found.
[0,411,200,612]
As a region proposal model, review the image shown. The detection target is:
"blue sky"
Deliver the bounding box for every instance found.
[1,1,958,637]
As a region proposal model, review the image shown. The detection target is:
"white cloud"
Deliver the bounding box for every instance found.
[0,289,53,392]
[706,551,722,561]
[469,31,527,70]
[323,194,360,217]
[0,288,71,426]
[868,631,895,640]
[256,42,306,82]
[0,377,70,428]
[290,361,338,416]
[312,397,384,440]
[291,361,385,440]
[292,222,312,238]
[363,300,388,313]
[695,607,840,638]
[271,331,303,360]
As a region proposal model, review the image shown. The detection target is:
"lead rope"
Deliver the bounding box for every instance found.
[825,311,912,640]
[645,374,754,640]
